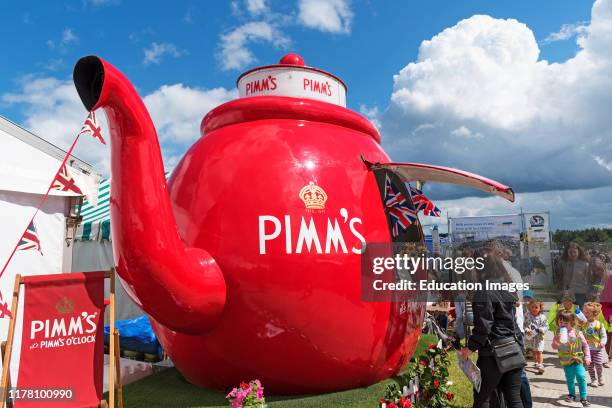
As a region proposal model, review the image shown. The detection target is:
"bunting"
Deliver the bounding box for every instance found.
[51,164,83,194]
[0,296,12,319]
[17,221,42,253]
[79,111,106,145]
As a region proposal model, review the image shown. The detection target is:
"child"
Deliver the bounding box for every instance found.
[524,299,548,374]
[580,302,607,386]
[605,303,612,368]
[602,275,612,367]
[552,310,591,407]
[523,289,535,359]
[523,289,534,303]
[547,291,578,332]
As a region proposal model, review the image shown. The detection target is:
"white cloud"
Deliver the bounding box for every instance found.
[217,22,290,70]
[39,58,66,71]
[391,15,543,129]
[144,84,237,143]
[62,28,78,44]
[230,0,268,17]
[380,0,612,199]
[87,0,118,6]
[450,126,482,139]
[359,105,381,130]
[47,28,79,51]
[594,155,612,171]
[246,0,267,15]
[2,77,236,175]
[544,22,589,43]
[2,76,111,173]
[143,42,186,65]
[298,0,353,34]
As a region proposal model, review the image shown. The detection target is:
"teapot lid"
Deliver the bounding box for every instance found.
[236,54,347,107]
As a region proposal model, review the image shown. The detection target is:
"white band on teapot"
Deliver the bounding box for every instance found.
[238,66,347,107]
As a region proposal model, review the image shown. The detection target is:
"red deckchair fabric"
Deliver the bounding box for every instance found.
[15,272,105,408]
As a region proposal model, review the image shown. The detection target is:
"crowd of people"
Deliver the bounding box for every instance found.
[446,241,612,408]
[552,243,611,305]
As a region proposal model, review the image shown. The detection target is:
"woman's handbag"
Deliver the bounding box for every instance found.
[490,305,526,373]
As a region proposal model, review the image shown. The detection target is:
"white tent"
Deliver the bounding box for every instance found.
[72,176,144,320]
[0,114,101,382]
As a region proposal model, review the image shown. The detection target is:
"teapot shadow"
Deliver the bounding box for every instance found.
[116,367,391,407]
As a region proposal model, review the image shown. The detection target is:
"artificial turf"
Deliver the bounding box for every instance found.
[112,334,473,407]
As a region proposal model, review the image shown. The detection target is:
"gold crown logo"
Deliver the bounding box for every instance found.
[299,182,327,211]
[56,297,74,314]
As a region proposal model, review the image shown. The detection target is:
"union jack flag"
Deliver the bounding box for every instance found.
[79,111,106,145]
[408,185,441,217]
[51,164,83,194]
[384,174,417,238]
[0,295,11,319]
[17,221,42,253]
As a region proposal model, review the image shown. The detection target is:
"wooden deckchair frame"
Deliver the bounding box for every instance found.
[0,269,122,408]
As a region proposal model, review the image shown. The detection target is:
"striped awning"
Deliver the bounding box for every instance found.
[75,177,111,241]
[75,173,170,241]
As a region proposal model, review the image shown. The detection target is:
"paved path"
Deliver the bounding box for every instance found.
[525,333,612,408]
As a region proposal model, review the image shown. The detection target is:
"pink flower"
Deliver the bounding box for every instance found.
[256,387,264,399]
[233,389,247,403]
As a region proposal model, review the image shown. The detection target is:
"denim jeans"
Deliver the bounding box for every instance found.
[520,368,532,408]
[454,300,473,339]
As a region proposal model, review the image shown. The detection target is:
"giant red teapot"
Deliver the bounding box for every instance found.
[72,54,514,393]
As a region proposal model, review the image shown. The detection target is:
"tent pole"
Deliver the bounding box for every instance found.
[0,275,21,408]
[114,329,123,408]
[108,268,116,408]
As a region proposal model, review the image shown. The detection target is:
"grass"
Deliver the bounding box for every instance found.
[447,349,474,408]
[112,334,473,408]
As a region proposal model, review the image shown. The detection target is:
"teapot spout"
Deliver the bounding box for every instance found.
[73,56,226,334]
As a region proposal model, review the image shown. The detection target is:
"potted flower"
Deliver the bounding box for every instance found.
[226,379,267,408]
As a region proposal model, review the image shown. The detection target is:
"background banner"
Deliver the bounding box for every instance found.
[522,212,553,287]
[449,214,522,242]
[15,272,105,408]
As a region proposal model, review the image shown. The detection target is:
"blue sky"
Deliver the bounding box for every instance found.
[0,0,591,115]
[1,0,611,230]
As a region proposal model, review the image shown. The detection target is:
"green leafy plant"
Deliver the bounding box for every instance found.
[378,342,454,408]
[378,382,412,408]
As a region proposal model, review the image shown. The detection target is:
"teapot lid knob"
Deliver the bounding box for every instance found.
[279,53,305,66]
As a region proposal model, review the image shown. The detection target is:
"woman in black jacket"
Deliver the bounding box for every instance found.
[460,248,524,408]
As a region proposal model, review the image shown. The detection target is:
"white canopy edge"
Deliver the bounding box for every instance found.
[0,115,101,202]
[367,160,515,202]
